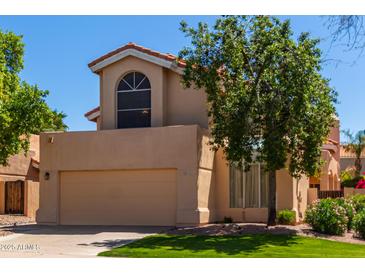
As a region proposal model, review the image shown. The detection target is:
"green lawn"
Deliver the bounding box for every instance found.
[98,234,365,258]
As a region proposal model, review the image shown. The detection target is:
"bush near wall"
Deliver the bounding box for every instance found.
[336,198,356,230]
[276,209,296,225]
[341,175,365,188]
[305,195,365,237]
[353,210,365,239]
[351,194,365,212]
[305,198,348,235]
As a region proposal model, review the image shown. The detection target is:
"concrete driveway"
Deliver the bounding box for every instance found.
[0,225,168,258]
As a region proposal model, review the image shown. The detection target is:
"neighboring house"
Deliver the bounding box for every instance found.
[37,43,339,226]
[309,120,341,191]
[340,146,365,174]
[0,135,40,219]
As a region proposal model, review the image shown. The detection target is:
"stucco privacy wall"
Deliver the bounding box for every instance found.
[98,55,208,130]
[0,180,40,217]
[0,182,4,214]
[0,135,39,179]
[37,125,215,225]
[0,135,40,217]
[214,149,309,222]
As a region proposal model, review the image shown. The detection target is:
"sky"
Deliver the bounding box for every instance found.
[0,16,364,137]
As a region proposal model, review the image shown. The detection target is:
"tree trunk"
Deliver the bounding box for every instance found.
[267,170,277,226]
[355,157,362,177]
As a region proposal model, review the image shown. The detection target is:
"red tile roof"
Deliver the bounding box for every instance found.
[84,106,100,122]
[88,42,186,69]
[84,106,100,118]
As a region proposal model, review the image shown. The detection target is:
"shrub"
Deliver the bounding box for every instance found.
[340,170,354,182]
[353,210,365,239]
[341,175,365,188]
[335,198,356,230]
[305,198,348,235]
[350,194,365,212]
[223,216,233,223]
[277,209,296,225]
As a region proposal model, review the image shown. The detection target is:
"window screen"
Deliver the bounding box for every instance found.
[117,72,151,128]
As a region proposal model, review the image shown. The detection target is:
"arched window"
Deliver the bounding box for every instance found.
[116,72,151,128]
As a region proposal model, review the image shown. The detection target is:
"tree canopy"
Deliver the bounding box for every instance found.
[179,16,337,225]
[0,29,67,165]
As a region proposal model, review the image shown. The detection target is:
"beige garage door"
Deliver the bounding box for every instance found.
[59,169,176,225]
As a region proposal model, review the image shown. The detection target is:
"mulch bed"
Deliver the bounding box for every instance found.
[166,223,365,245]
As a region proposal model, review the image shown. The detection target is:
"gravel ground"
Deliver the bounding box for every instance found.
[167,223,365,245]
[0,215,35,237]
[0,215,34,227]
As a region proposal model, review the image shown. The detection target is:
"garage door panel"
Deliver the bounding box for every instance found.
[59,169,176,225]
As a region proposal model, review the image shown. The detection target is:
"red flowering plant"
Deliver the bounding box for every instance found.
[355,172,365,189]
[342,171,365,188]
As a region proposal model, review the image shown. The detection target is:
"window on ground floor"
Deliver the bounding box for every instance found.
[229,163,269,208]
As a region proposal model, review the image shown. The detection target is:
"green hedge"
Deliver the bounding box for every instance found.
[277,209,296,225]
[351,194,365,212]
[305,195,365,236]
[305,198,348,235]
[353,210,365,239]
[336,198,356,230]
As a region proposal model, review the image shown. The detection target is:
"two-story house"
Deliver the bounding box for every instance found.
[37,43,339,226]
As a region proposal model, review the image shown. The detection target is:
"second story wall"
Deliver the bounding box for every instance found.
[165,69,208,128]
[98,55,208,130]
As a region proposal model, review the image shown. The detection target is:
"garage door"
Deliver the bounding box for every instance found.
[59,169,176,225]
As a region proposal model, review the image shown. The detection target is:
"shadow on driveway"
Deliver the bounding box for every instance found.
[2,224,171,236]
[78,239,136,248]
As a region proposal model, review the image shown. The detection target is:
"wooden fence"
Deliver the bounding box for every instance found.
[318,190,344,199]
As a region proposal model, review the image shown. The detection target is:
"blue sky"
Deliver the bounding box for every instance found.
[0,16,364,136]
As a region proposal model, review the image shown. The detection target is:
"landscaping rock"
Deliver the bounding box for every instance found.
[0,215,33,227]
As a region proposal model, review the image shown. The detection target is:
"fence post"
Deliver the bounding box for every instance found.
[308,188,318,204]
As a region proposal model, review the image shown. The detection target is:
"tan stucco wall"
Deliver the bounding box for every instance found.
[0,181,5,214]
[307,188,318,205]
[328,120,340,161]
[196,133,216,223]
[38,125,214,226]
[0,135,39,178]
[344,187,365,198]
[165,70,208,128]
[292,175,309,220]
[24,180,40,219]
[0,135,40,218]
[98,56,208,130]
[319,150,340,191]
